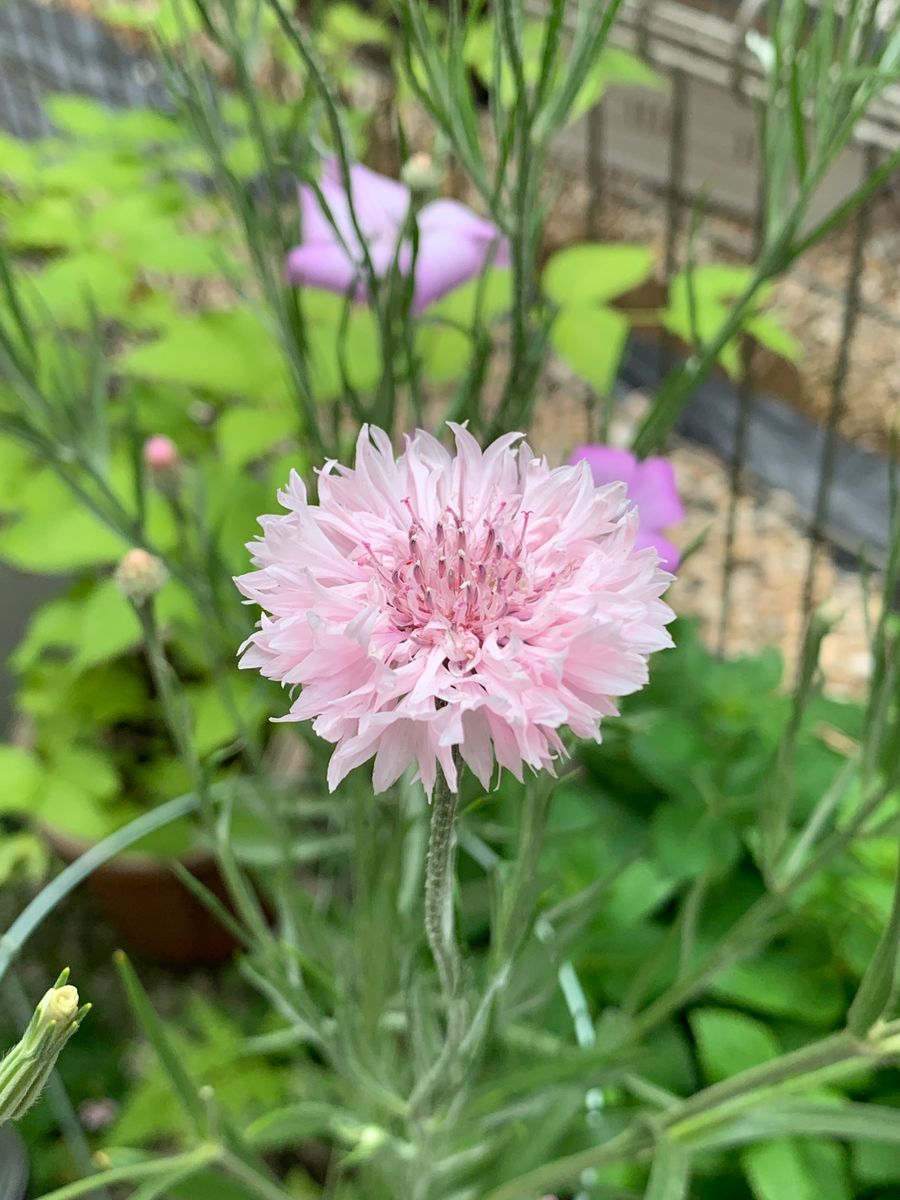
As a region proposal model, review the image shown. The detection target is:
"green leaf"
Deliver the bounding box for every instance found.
[5,195,88,251]
[137,233,232,278]
[544,243,655,306]
[46,746,119,800]
[743,1139,816,1200]
[748,314,802,361]
[0,746,44,813]
[853,1138,900,1184]
[302,302,382,399]
[550,305,629,395]
[416,324,472,385]
[217,405,298,468]
[689,1008,780,1085]
[711,945,844,1026]
[27,253,135,327]
[68,580,143,673]
[322,2,390,47]
[40,785,133,842]
[652,801,740,882]
[0,832,47,885]
[430,268,513,325]
[0,133,37,186]
[117,310,289,402]
[46,95,182,146]
[0,493,126,571]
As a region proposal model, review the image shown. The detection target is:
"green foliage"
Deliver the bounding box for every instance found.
[544,243,654,396]
[663,266,799,378]
[112,998,292,1148]
[464,18,660,117]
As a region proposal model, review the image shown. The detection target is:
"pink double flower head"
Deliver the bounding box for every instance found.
[569,446,684,570]
[285,159,509,314]
[237,426,675,799]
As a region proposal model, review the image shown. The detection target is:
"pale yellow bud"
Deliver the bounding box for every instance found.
[402,152,440,193]
[114,548,168,603]
[37,984,80,1028]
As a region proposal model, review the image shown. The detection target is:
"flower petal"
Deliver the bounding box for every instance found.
[412,229,491,312]
[324,157,410,229]
[570,445,639,492]
[285,241,363,296]
[635,527,681,571]
[632,458,685,529]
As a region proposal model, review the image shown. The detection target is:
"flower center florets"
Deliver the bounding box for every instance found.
[364,501,565,672]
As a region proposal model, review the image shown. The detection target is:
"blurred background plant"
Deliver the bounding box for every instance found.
[0,0,899,1198]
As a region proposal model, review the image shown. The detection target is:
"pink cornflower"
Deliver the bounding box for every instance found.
[569,446,684,570]
[286,159,508,314]
[236,426,674,796]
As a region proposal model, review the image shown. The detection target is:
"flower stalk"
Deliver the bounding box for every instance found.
[423,770,461,1001]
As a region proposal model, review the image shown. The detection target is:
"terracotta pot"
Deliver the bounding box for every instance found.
[0,1125,28,1200]
[42,826,239,967]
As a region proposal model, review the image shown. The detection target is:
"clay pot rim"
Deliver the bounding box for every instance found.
[40,821,214,877]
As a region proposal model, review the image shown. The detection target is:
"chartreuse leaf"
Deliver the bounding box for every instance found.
[68,580,142,672]
[0,746,43,814]
[117,309,290,402]
[0,833,47,885]
[550,306,629,395]
[322,1,390,48]
[431,268,514,325]
[5,195,88,251]
[0,132,37,186]
[26,253,135,327]
[46,95,182,145]
[0,454,176,572]
[664,265,794,377]
[417,324,472,385]
[544,244,654,306]
[217,405,298,468]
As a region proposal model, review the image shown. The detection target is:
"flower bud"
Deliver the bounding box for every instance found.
[114,548,168,604]
[0,970,89,1125]
[143,435,180,474]
[401,152,440,193]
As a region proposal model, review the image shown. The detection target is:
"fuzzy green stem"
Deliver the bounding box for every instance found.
[423,773,461,999]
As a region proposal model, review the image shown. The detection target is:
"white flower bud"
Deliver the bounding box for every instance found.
[401,152,440,193]
[115,548,168,604]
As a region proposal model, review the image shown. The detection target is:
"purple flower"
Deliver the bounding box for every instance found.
[570,445,684,570]
[285,159,508,314]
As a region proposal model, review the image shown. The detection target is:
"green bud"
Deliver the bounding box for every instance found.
[0,969,90,1125]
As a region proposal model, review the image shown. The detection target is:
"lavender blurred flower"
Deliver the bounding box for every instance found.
[286,158,508,314]
[570,445,684,570]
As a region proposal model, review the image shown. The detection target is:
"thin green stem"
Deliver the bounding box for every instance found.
[35,1146,220,1200]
